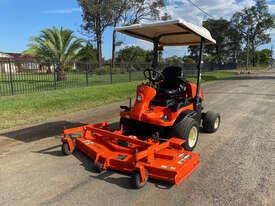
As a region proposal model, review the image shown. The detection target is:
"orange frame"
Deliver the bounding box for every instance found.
[120,83,204,127]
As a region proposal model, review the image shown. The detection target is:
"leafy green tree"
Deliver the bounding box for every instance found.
[189,18,242,64]
[203,54,219,63]
[188,45,199,63]
[78,0,113,67]
[78,0,166,68]
[76,42,98,71]
[255,49,272,65]
[110,0,167,68]
[182,56,195,64]
[77,42,97,62]
[203,18,241,64]
[116,46,153,64]
[164,56,184,65]
[227,23,242,64]
[231,0,274,67]
[25,27,83,81]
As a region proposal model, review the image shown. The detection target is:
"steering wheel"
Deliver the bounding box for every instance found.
[143,69,164,85]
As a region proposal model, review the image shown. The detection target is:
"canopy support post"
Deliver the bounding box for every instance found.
[152,39,159,70]
[195,38,205,112]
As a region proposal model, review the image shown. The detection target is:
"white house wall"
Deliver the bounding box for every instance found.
[0,62,17,73]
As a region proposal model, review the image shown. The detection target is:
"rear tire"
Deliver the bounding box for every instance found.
[202,111,221,133]
[62,142,72,155]
[170,117,199,151]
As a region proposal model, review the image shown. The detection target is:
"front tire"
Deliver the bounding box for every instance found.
[133,169,149,189]
[62,142,72,155]
[202,111,221,133]
[94,162,104,173]
[170,117,199,151]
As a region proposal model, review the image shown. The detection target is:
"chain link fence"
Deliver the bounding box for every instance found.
[0,60,237,96]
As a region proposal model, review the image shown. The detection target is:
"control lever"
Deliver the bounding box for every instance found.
[120,98,132,111]
[120,106,130,111]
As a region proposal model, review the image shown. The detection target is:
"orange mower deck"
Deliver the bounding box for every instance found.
[62,122,200,188]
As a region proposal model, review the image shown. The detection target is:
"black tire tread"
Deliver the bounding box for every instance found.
[134,169,149,189]
[62,142,72,155]
[203,111,220,133]
[170,117,199,151]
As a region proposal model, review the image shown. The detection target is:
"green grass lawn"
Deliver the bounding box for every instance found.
[0,71,145,96]
[0,70,237,130]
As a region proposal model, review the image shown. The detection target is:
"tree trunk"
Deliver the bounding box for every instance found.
[96,0,102,67]
[96,32,103,67]
[246,38,250,70]
[216,46,222,65]
[234,49,238,64]
[47,65,52,74]
[252,41,256,67]
[111,26,117,68]
[56,65,66,81]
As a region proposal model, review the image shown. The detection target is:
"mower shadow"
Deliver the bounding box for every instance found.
[35,144,64,156]
[34,144,136,189]
[73,151,135,189]
[34,121,120,156]
[0,121,86,143]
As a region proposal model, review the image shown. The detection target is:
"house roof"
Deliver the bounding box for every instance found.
[0,52,35,62]
[115,19,216,46]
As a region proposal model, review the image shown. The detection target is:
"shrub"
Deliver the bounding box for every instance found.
[95,66,110,75]
[94,66,124,75]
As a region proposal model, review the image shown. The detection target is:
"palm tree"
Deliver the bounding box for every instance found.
[25,27,83,81]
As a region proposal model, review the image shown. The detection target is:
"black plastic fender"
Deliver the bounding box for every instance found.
[173,110,201,126]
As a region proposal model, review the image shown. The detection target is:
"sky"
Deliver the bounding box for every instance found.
[0,0,274,59]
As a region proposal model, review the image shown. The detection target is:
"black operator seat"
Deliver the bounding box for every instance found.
[151,66,187,107]
[158,66,186,95]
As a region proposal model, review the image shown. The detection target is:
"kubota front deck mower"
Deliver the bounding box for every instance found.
[62,19,221,189]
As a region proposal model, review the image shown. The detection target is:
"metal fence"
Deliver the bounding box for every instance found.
[0,60,237,96]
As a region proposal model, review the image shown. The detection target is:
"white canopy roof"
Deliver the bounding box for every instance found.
[115,19,216,46]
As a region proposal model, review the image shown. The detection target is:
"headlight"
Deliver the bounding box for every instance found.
[137,95,142,102]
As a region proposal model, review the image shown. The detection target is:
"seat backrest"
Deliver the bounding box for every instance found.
[161,66,184,89]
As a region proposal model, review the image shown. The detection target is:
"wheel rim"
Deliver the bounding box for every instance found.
[188,126,198,148]
[214,117,220,129]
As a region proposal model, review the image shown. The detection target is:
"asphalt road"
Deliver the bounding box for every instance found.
[0,72,274,206]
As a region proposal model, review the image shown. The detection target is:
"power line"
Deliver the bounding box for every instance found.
[185,0,215,19]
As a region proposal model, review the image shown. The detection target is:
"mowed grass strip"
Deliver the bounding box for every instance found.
[0,82,137,130]
[0,70,237,130]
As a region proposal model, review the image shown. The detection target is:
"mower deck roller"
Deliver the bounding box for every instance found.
[63,122,200,187]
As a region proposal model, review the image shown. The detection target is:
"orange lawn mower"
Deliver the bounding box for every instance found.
[62,19,221,189]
